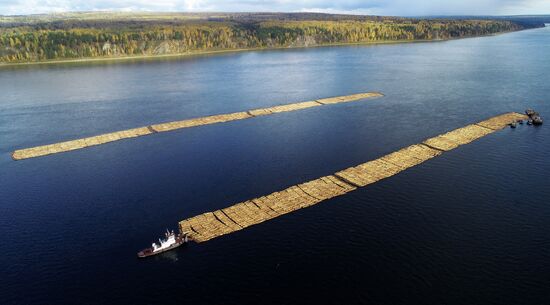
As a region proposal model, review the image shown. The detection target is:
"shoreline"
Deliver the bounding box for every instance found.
[0,39,434,68]
[0,28,539,68]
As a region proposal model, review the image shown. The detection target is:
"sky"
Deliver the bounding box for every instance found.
[1,0,550,16]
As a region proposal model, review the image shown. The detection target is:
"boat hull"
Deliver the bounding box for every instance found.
[137,241,184,258]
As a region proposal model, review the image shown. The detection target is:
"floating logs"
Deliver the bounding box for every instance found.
[11,92,383,160]
[11,127,154,161]
[179,112,528,244]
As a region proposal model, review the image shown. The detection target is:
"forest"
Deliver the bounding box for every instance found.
[0,13,544,63]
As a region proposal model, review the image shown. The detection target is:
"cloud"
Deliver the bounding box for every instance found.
[0,0,548,16]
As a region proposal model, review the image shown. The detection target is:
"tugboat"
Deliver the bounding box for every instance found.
[137,229,189,258]
[525,109,543,125]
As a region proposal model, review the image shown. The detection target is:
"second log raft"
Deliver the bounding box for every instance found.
[11,92,383,160]
[179,112,527,243]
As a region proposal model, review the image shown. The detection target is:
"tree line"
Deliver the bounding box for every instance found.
[0,17,535,63]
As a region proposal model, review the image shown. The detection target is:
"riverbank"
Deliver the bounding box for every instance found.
[0,40,427,67]
[0,34,515,68]
[0,21,533,69]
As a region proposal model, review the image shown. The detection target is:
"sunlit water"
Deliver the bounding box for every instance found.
[1,27,549,305]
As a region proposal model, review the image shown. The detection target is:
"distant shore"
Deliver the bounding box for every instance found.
[0,40,422,67]
[0,28,534,68]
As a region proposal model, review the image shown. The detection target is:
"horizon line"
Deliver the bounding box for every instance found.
[2,11,550,18]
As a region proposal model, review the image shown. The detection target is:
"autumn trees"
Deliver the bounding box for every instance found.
[0,17,528,63]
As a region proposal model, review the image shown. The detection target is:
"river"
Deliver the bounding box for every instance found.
[1,26,549,305]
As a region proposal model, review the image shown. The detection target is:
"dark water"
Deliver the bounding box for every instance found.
[1,27,549,305]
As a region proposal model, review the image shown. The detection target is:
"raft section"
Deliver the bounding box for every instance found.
[11,92,383,160]
[179,112,527,243]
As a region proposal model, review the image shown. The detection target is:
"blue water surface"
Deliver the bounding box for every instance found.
[1,27,549,305]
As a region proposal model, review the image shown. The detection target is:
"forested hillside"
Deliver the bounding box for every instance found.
[0,13,543,63]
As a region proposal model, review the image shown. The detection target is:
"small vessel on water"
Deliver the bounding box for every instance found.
[525,109,543,125]
[137,229,189,258]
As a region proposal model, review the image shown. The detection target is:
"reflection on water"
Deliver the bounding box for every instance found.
[154,249,181,262]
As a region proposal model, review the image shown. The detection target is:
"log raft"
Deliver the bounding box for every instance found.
[179,112,527,243]
[11,92,383,160]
